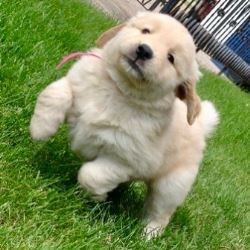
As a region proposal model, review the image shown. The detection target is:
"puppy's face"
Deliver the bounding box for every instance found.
[98,13,199,100]
[97,12,201,124]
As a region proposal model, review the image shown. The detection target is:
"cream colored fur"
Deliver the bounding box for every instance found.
[30,12,219,239]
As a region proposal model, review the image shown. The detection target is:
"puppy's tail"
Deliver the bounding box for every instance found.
[199,101,219,138]
[30,77,72,140]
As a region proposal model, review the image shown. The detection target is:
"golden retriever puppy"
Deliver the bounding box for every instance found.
[30,12,219,239]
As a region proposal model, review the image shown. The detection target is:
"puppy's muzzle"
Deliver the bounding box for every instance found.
[125,44,153,80]
[136,44,153,61]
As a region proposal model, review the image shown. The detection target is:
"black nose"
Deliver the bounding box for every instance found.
[136,44,153,60]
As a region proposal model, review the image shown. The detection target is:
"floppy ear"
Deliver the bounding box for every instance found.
[175,80,201,125]
[96,23,125,47]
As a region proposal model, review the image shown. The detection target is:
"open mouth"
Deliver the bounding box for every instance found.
[126,57,145,79]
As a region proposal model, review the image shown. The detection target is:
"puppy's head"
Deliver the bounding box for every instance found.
[97,12,201,124]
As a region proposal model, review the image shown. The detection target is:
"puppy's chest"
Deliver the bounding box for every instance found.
[71,97,166,172]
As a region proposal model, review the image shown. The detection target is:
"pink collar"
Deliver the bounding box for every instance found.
[56,51,102,69]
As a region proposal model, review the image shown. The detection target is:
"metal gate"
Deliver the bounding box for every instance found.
[137,0,250,87]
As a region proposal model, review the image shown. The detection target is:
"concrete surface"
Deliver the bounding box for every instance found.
[87,0,145,21]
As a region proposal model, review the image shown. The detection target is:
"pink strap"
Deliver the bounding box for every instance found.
[56,52,102,69]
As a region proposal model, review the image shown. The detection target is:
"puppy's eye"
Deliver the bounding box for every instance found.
[142,28,150,34]
[167,53,175,64]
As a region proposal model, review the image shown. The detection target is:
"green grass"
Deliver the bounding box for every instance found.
[0,0,249,249]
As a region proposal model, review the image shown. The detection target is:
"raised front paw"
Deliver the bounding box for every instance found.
[30,115,57,141]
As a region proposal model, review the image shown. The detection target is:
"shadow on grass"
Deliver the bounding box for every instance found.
[31,136,80,189]
[30,135,145,222]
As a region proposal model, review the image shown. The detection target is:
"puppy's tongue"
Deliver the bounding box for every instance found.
[134,57,146,68]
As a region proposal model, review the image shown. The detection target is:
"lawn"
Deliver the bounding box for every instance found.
[0,0,249,249]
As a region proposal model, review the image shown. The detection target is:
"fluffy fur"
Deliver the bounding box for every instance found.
[30,12,219,239]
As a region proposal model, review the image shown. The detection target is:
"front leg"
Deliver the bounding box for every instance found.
[143,166,198,239]
[78,157,132,201]
[30,77,72,140]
